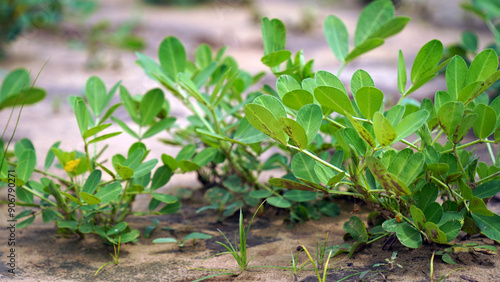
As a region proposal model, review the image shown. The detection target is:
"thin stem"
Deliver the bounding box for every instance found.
[400,139,419,150]
[431,130,444,146]
[486,141,496,166]
[19,185,57,207]
[441,139,496,154]
[287,145,350,178]
[477,171,500,185]
[324,117,346,129]
[336,63,346,77]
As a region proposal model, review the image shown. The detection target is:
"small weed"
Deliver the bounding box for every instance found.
[94,235,121,278]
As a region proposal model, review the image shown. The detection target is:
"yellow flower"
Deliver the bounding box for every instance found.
[64,159,81,173]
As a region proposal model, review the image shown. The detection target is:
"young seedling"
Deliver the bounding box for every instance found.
[192,200,267,280]
[373,251,403,280]
[94,235,121,278]
[153,232,212,247]
[289,248,310,281]
[430,251,464,282]
[300,244,333,282]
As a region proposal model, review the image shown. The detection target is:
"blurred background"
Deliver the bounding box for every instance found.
[0,0,495,162]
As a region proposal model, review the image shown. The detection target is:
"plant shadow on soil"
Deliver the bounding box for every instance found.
[4,195,499,281]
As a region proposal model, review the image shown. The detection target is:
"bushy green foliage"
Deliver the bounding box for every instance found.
[2,0,500,256]
[246,0,500,253]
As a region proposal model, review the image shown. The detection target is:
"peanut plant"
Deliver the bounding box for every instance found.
[245,0,500,252]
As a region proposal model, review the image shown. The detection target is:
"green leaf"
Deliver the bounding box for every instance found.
[80,192,101,205]
[261,50,292,67]
[351,70,375,96]
[396,225,422,248]
[74,97,90,136]
[150,166,173,190]
[94,182,122,204]
[193,62,218,88]
[324,15,349,62]
[153,238,177,244]
[176,144,196,161]
[116,164,134,179]
[268,178,317,192]
[382,218,401,233]
[83,123,112,140]
[291,153,319,183]
[0,68,29,101]
[398,50,407,94]
[0,84,44,109]
[471,213,500,242]
[178,160,200,173]
[139,88,164,126]
[261,17,287,55]
[410,205,426,230]
[282,89,313,111]
[424,202,443,224]
[385,105,405,127]
[195,43,212,68]
[267,196,291,208]
[315,71,346,93]
[371,16,411,39]
[355,87,383,120]
[314,86,353,115]
[354,0,394,46]
[411,40,443,83]
[394,110,429,143]
[16,150,36,185]
[398,152,424,185]
[283,190,317,202]
[469,196,494,216]
[14,138,34,160]
[161,154,178,170]
[111,117,139,139]
[152,193,177,204]
[159,36,186,81]
[466,49,498,84]
[454,113,478,143]
[345,38,385,63]
[446,56,468,100]
[87,132,122,145]
[133,159,158,178]
[279,117,308,150]
[43,141,60,171]
[85,76,107,116]
[365,156,410,196]
[439,220,462,242]
[192,147,217,167]
[142,117,176,139]
[276,75,301,99]
[424,222,448,244]
[178,73,209,105]
[82,170,101,194]
[297,104,322,145]
[119,86,140,124]
[373,112,396,146]
[183,232,212,241]
[473,103,496,139]
[253,95,287,119]
[438,101,464,137]
[344,216,368,242]
[472,180,500,198]
[457,81,483,104]
[244,103,288,145]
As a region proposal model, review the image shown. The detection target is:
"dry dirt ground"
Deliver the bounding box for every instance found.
[1,0,500,281]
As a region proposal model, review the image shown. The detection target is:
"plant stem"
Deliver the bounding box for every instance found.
[477,171,500,185]
[287,145,350,178]
[400,139,419,150]
[486,141,496,166]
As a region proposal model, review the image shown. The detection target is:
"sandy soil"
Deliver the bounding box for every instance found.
[0,0,499,281]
